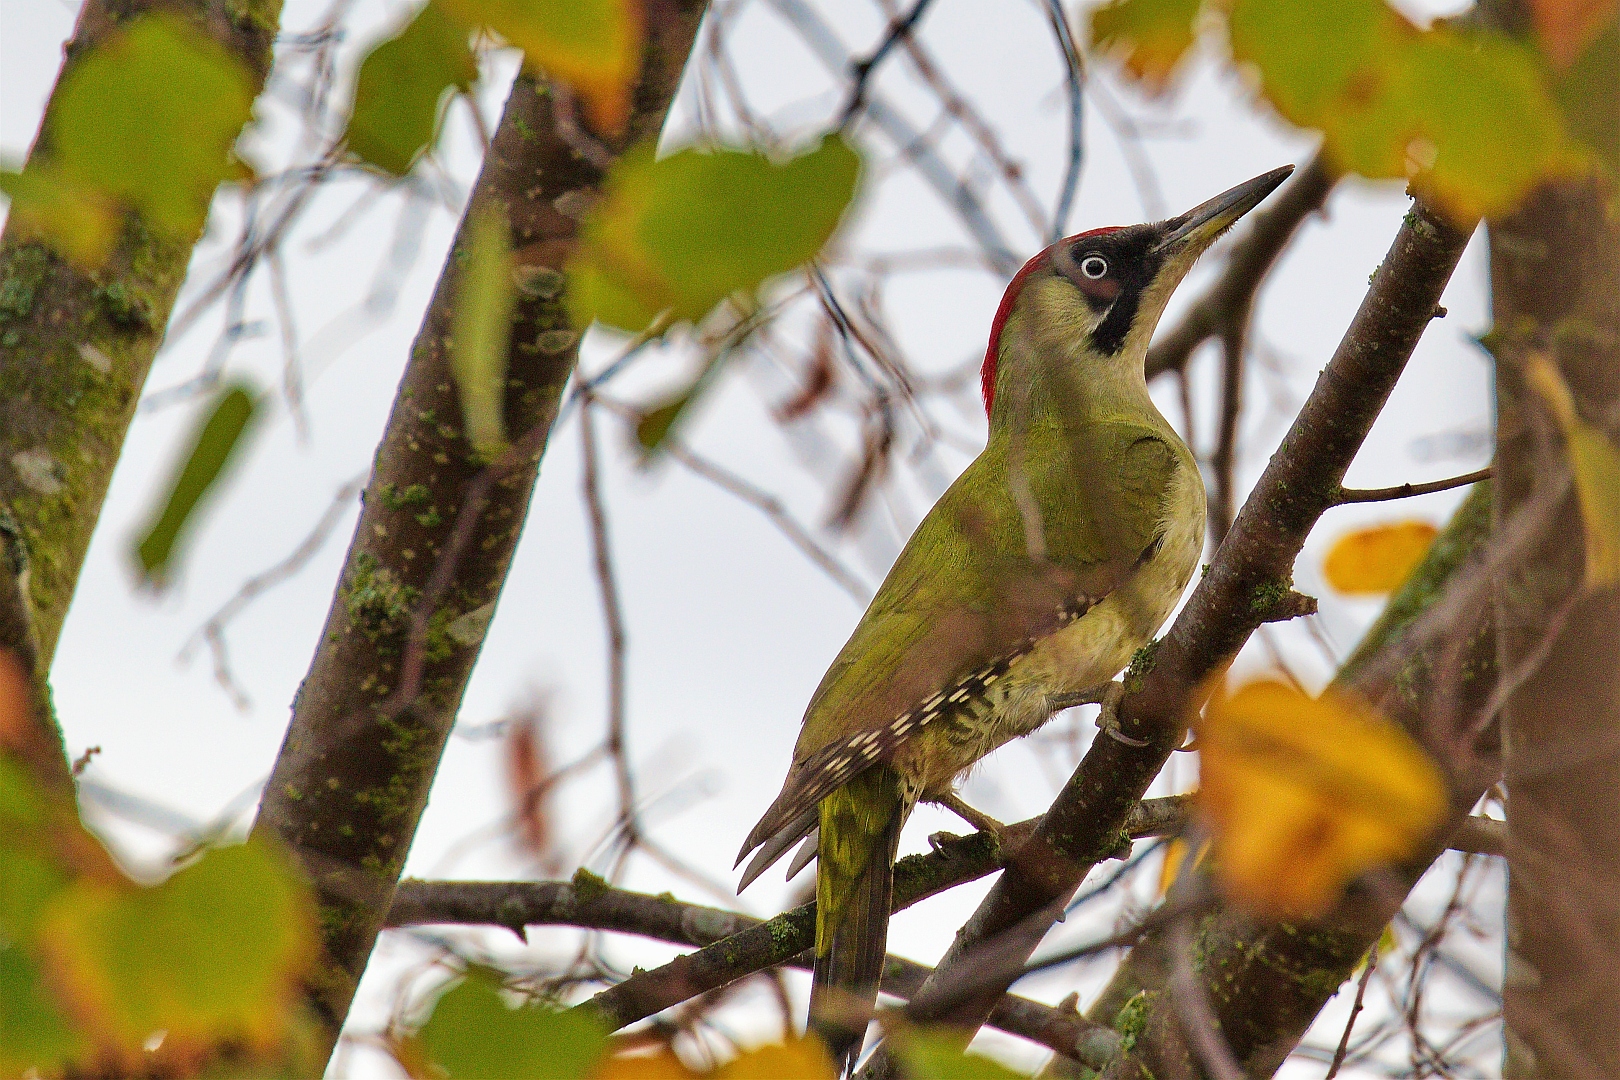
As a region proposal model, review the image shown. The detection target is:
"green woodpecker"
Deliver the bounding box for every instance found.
[736,166,1293,1070]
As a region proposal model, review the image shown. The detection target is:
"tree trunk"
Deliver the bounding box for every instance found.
[1492,176,1620,1078]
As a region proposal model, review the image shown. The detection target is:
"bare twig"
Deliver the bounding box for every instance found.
[1333,467,1493,505]
[1325,947,1379,1079]
[837,0,941,130]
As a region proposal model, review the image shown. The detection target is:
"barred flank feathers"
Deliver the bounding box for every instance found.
[809,767,907,1075]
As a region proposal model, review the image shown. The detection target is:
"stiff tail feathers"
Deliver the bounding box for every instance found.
[808,769,907,1076]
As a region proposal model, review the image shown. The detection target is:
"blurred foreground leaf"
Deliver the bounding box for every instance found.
[1195,680,1446,919]
[1232,0,1585,220]
[1323,520,1439,594]
[46,14,255,241]
[0,167,120,267]
[36,839,316,1068]
[888,1026,1026,1079]
[133,382,261,586]
[401,970,609,1078]
[450,206,516,457]
[1551,13,1620,176]
[1523,351,1620,588]
[439,0,642,134]
[1088,0,1203,91]
[1529,0,1619,68]
[566,136,861,335]
[347,1,478,175]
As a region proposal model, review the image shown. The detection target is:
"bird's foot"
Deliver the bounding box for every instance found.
[1089,681,1150,748]
[930,792,1006,839]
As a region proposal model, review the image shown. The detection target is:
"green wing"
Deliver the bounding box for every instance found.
[737,422,1180,869]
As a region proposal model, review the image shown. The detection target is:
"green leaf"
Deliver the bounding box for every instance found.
[889,1028,1026,1080]
[408,970,609,1078]
[450,205,516,457]
[0,943,90,1078]
[48,13,256,238]
[36,837,316,1064]
[134,382,261,585]
[1567,423,1620,588]
[1088,0,1204,91]
[566,135,861,335]
[347,1,478,175]
[437,0,641,133]
[1553,14,1620,174]
[0,166,120,267]
[1229,0,1586,220]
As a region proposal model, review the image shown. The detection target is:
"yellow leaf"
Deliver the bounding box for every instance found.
[1155,834,1211,898]
[1088,0,1203,93]
[1195,680,1446,920]
[1324,521,1439,594]
[0,167,120,268]
[718,1037,838,1079]
[438,0,642,134]
[1524,352,1620,588]
[450,204,516,458]
[1530,0,1620,68]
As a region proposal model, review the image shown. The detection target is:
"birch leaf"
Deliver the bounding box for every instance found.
[1088,0,1203,91]
[347,1,478,175]
[450,205,516,458]
[438,0,641,134]
[1324,521,1439,594]
[1196,680,1446,919]
[1524,352,1620,587]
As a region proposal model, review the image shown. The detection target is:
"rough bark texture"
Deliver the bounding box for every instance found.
[1098,483,1502,1079]
[249,3,707,1057]
[1493,177,1620,1079]
[0,0,282,679]
[853,200,1472,1080]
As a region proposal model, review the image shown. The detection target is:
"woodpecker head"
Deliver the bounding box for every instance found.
[981,165,1294,418]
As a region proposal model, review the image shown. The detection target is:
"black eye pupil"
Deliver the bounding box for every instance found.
[1081,255,1107,278]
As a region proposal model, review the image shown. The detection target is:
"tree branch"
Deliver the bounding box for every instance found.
[386,874,1123,1069]
[1332,467,1492,505]
[859,196,1473,1073]
[1144,154,1336,382]
[249,2,709,1060]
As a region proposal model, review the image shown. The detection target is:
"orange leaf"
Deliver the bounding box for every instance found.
[1195,680,1446,919]
[1323,521,1438,594]
[1530,0,1620,68]
[0,648,31,753]
[595,1049,703,1078]
[718,1038,838,1079]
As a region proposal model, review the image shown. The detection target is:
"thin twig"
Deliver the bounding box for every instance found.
[1333,467,1493,505]
[1326,947,1379,1079]
[837,0,940,130]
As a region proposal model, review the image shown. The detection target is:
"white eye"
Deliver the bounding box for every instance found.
[1080,254,1108,279]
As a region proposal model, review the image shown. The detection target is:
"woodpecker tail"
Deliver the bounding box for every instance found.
[809,766,907,1075]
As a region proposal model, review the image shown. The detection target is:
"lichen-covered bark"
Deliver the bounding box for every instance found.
[0,0,282,689]
[1492,177,1620,1078]
[249,2,707,1057]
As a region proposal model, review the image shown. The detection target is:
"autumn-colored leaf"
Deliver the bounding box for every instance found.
[346,0,478,175]
[717,1037,838,1079]
[1523,351,1620,588]
[1530,0,1620,68]
[1323,520,1439,594]
[1229,0,1587,221]
[594,1049,702,1078]
[450,205,516,458]
[566,136,861,336]
[0,167,120,268]
[438,0,642,134]
[1088,0,1203,92]
[1195,679,1447,920]
[1155,834,1210,898]
[36,838,316,1069]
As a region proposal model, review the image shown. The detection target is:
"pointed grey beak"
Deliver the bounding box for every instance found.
[1152,165,1296,254]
